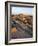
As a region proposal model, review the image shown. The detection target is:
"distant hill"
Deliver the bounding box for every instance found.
[11,13,33,28]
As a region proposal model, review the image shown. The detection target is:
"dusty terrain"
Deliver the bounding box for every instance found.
[10,14,33,39]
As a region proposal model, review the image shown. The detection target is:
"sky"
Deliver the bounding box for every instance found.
[11,7,33,15]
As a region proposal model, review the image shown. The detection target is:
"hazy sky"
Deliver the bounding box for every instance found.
[11,7,33,15]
